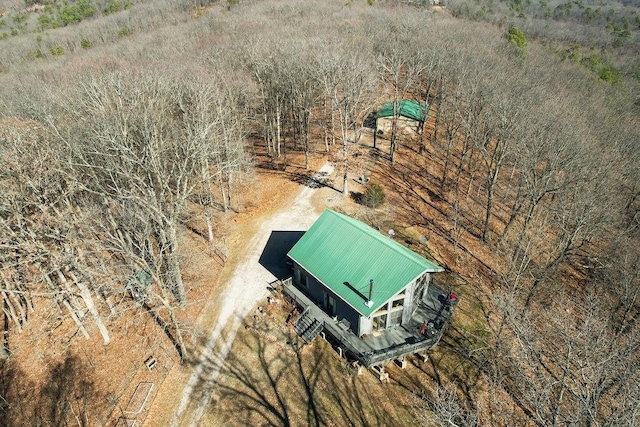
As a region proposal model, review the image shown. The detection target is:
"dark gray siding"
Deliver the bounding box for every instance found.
[292,262,361,335]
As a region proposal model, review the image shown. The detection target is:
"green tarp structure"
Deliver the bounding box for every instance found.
[376,99,427,122]
[135,269,152,287]
[287,209,443,317]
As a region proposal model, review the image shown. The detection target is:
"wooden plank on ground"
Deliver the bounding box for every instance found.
[124,382,154,415]
[115,417,137,427]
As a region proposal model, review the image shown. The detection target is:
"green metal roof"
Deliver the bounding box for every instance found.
[287,210,443,317]
[376,99,427,122]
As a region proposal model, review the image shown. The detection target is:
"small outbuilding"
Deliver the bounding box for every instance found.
[373,99,428,148]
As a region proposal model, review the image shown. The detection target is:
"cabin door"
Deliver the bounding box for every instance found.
[323,291,336,317]
[413,274,428,306]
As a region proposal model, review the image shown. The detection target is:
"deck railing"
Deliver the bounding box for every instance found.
[281,278,308,311]
[282,278,457,367]
[361,337,436,366]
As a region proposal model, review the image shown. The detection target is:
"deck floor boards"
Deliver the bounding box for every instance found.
[284,281,456,366]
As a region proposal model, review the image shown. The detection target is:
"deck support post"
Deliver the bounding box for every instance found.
[370,365,390,383]
[416,352,428,362]
[351,361,363,376]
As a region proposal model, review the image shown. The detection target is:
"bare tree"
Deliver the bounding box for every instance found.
[412,384,479,427]
[0,119,115,349]
[182,73,251,217]
[491,275,640,427]
[477,82,526,243]
[281,46,323,170]
[54,72,208,305]
[430,54,475,195]
[245,40,325,170]
[374,18,430,162]
[42,71,250,360]
[244,41,287,162]
[319,46,377,195]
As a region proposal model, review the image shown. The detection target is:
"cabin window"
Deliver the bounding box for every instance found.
[294,268,301,283]
[413,275,428,305]
[374,306,387,315]
[323,292,336,316]
[389,309,403,326]
[372,313,387,331]
[301,274,308,288]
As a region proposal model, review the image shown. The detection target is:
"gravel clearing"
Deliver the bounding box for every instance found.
[171,162,334,427]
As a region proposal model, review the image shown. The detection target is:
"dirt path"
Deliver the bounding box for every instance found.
[170,162,335,427]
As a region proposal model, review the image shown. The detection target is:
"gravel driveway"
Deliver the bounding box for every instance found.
[171,162,334,427]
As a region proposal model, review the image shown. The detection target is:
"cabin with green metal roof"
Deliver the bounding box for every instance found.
[287,209,444,339]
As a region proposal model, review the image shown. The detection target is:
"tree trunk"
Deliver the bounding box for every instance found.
[201,162,215,243]
[342,145,348,196]
[341,112,349,195]
[56,270,84,318]
[205,206,215,243]
[390,116,398,163]
[10,293,26,330]
[219,174,228,213]
[167,303,187,363]
[275,103,282,158]
[431,107,440,147]
[2,290,23,333]
[2,299,10,358]
[62,298,90,340]
[166,223,186,306]
[482,168,500,243]
[226,171,233,211]
[440,134,455,193]
[70,273,111,345]
[330,106,336,146]
[303,112,310,170]
[323,97,330,152]
[151,281,189,362]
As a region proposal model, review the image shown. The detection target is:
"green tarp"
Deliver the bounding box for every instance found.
[376,99,427,122]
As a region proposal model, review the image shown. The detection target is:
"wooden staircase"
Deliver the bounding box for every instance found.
[294,307,323,343]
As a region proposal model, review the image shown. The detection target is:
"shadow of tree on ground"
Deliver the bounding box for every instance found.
[196,319,414,426]
[0,354,101,426]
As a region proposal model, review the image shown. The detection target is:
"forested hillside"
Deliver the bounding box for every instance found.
[0,0,638,425]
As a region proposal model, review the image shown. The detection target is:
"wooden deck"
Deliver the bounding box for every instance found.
[282,279,456,367]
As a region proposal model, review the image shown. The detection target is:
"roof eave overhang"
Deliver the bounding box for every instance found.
[287,256,443,317]
[288,255,372,316]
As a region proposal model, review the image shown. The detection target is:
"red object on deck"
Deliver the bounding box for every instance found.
[420,320,427,335]
[449,292,457,301]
